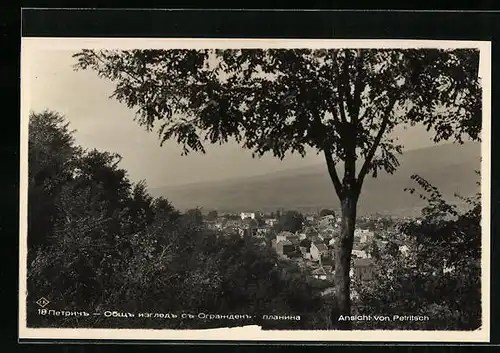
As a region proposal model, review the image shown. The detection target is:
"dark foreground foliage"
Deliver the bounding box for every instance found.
[26,111,326,329]
[352,173,482,330]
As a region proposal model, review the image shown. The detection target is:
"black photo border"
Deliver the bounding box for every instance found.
[13,8,500,348]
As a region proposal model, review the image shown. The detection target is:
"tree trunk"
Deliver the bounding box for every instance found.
[332,191,358,329]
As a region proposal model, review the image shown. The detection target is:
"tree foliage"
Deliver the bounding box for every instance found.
[73,48,480,186]
[319,209,336,218]
[27,111,325,329]
[274,210,304,234]
[206,210,218,221]
[28,110,81,249]
[352,173,481,330]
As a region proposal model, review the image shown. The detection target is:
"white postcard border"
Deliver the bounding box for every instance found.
[19,38,492,342]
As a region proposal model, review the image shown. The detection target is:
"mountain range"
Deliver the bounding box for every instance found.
[149,142,482,217]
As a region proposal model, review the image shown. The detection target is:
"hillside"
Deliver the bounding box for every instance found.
[149,142,482,217]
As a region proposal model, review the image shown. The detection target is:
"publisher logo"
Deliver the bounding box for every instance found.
[36,297,50,308]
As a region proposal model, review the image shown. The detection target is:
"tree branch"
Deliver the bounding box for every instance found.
[338,100,348,123]
[356,96,397,189]
[312,113,343,198]
[347,50,365,123]
[332,51,348,123]
[323,148,344,198]
[91,51,145,85]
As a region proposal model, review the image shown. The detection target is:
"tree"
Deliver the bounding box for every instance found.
[73,48,481,325]
[125,180,155,233]
[244,217,259,228]
[319,209,336,218]
[28,110,329,330]
[353,172,481,330]
[275,210,304,233]
[183,208,204,226]
[28,110,81,249]
[206,210,218,221]
[255,212,266,227]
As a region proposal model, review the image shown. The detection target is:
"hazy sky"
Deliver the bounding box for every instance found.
[26,50,447,188]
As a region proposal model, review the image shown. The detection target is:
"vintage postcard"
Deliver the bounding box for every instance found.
[19,38,491,342]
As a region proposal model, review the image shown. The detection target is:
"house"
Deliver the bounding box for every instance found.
[299,238,311,249]
[320,287,336,297]
[399,244,410,256]
[323,236,333,245]
[224,220,240,228]
[323,227,338,237]
[311,265,334,281]
[205,221,217,230]
[352,249,370,259]
[276,240,295,257]
[353,241,365,250]
[276,231,294,243]
[287,235,300,246]
[256,228,269,237]
[355,229,375,243]
[310,241,329,261]
[322,265,334,278]
[362,231,375,244]
[311,235,322,244]
[319,215,335,228]
[221,227,234,236]
[443,260,455,274]
[286,248,302,259]
[298,232,307,240]
[350,258,375,281]
[240,212,256,220]
[319,255,334,267]
[304,226,320,238]
[311,267,328,280]
[306,215,315,223]
[245,227,258,237]
[265,218,278,226]
[299,246,311,260]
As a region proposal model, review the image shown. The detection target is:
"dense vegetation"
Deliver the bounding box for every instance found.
[352,174,482,330]
[26,111,324,329]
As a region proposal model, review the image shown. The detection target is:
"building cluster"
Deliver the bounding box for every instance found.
[269,215,377,283]
[204,210,385,286]
[204,211,272,241]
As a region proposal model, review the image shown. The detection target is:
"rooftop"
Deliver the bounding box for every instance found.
[277,231,295,237]
[312,267,327,275]
[313,242,329,252]
[354,258,374,267]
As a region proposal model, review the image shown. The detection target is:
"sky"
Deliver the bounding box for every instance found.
[26,50,448,189]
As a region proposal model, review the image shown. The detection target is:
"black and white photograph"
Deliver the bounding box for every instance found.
[19,38,491,342]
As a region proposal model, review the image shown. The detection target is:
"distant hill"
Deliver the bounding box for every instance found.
[149,142,482,217]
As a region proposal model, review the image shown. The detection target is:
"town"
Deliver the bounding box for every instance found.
[23,42,484,334]
[203,209,403,297]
